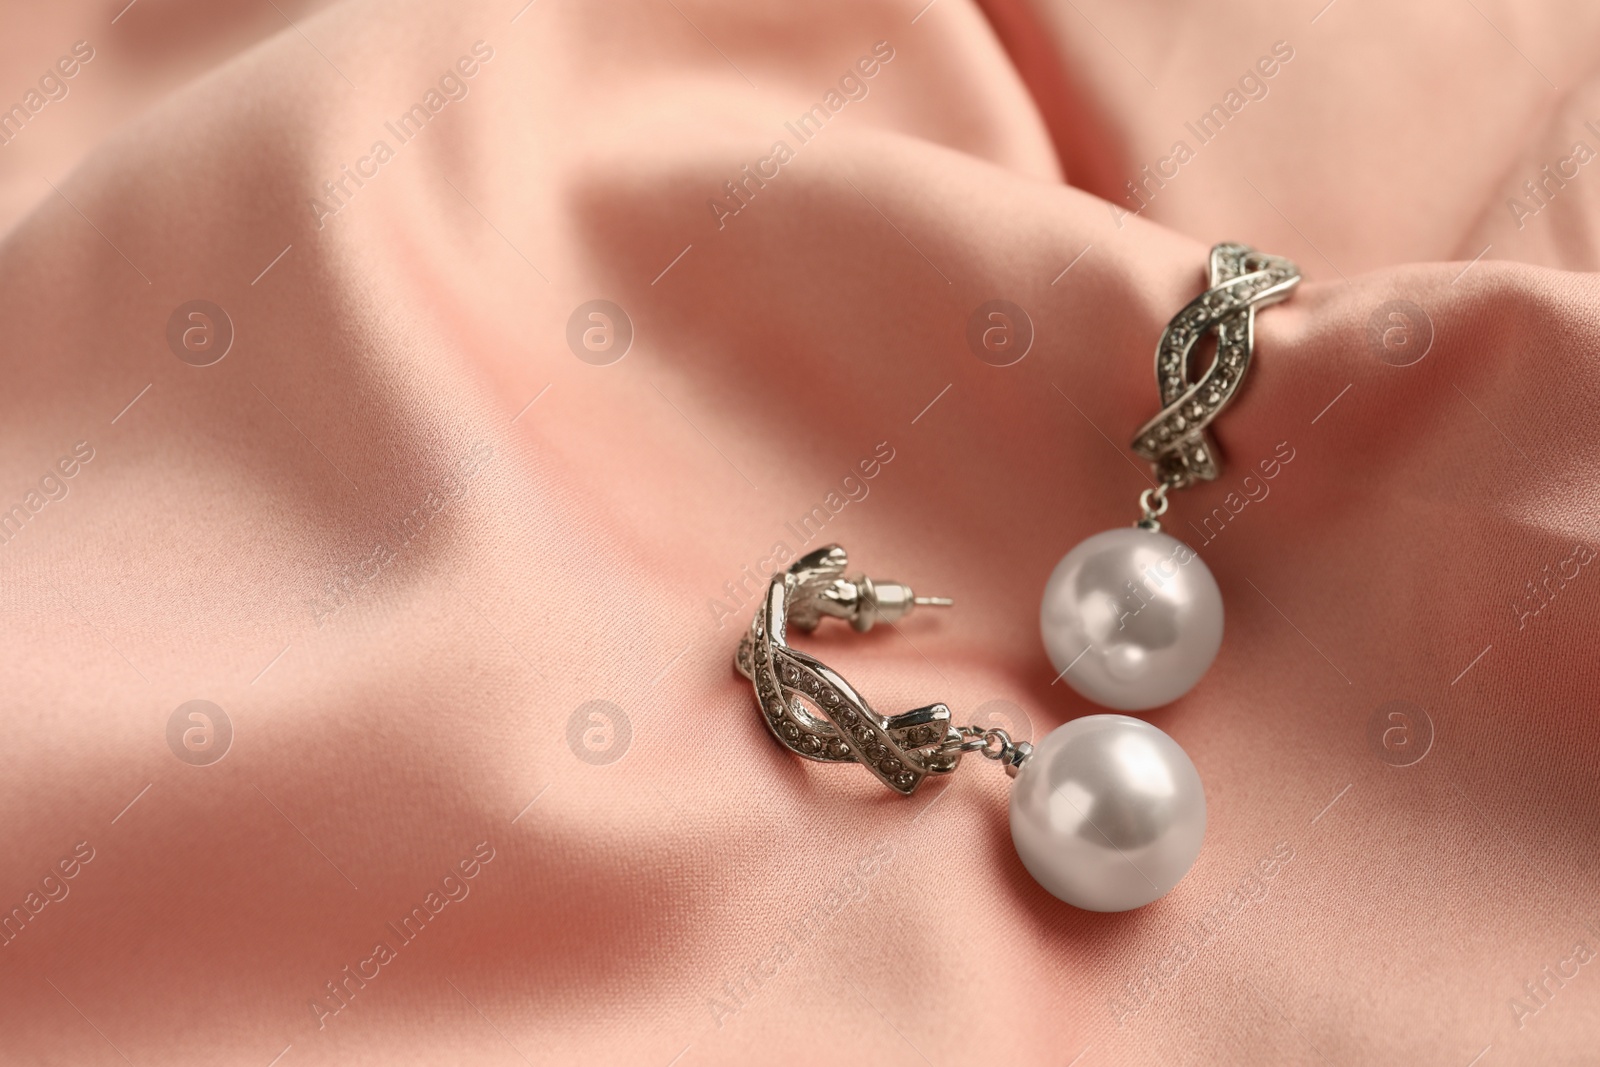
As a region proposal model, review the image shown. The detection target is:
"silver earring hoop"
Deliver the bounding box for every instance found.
[734,544,1026,796]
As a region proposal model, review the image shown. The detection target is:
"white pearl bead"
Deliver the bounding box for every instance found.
[1009,715,1205,911]
[1040,527,1223,710]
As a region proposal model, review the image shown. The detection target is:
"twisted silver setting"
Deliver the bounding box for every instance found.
[1131,242,1300,488]
[734,545,963,794]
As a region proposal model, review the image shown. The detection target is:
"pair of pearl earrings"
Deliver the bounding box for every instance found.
[735,244,1300,911]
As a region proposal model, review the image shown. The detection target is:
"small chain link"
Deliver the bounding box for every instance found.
[937,724,1033,777]
[940,725,1017,762]
[1136,471,1188,530]
[1136,484,1169,529]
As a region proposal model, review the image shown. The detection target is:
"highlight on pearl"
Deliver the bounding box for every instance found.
[1009,714,1205,911]
[1039,527,1223,711]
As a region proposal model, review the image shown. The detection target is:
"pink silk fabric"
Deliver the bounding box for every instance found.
[3,0,1599,1063]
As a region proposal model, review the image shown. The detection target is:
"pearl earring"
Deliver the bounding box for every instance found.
[736,544,1206,911]
[1041,243,1301,710]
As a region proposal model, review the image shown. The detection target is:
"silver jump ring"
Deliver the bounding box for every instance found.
[979,728,1012,760]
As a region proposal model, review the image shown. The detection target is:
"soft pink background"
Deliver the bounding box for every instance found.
[1,0,1598,1064]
